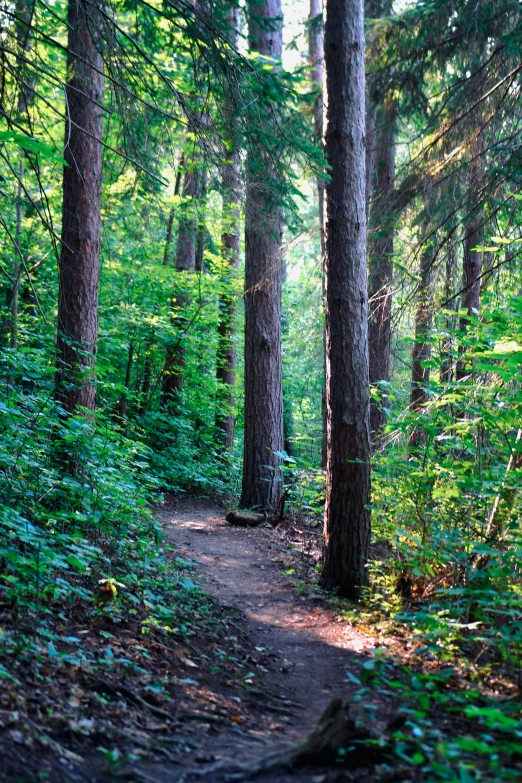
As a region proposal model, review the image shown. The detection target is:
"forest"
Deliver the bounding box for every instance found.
[0,0,521,780]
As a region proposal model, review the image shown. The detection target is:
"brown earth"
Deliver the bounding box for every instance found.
[0,497,394,783]
[142,496,384,782]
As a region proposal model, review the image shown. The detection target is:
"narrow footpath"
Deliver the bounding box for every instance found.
[155,497,380,782]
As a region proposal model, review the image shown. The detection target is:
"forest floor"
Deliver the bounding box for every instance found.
[0,495,412,783]
[152,496,385,782]
[16,494,522,782]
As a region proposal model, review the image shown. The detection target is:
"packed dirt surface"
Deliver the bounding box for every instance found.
[152,496,380,781]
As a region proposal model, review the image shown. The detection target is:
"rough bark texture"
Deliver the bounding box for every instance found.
[216,3,241,451]
[10,164,23,360]
[240,0,284,512]
[461,133,485,318]
[281,257,295,457]
[163,168,183,266]
[457,131,485,382]
[308,0,327,469]
[309,0,325,255]
[9,0,35,361]
[440,238,458,383]
[175,164,204,272]
[320,0,371,597]
[195,169,208,273]
[160,291,187,410]
[56,0,104,414]
[215,6,240,450]
[368,99,396,436]
[409,236,435,447]
[215,155,240,446]
[161,147,203,408]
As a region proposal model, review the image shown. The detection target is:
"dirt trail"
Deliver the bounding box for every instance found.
[156,497,378,781]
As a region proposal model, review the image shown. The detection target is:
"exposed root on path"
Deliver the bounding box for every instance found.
[183,697,397,781]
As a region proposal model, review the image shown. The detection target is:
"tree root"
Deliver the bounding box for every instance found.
[187,697,397,781]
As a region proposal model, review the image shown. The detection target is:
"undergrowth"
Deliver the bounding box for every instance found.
[0,340,226,690]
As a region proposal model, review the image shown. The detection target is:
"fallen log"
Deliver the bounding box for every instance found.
[226,510,266,528]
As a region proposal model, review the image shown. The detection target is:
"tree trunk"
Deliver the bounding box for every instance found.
[409,233,435,447]
[163,167,183,266]
[320,0,371,597]
[309,0,325,256]
[195,169,208,273]
[161,147,203,409]
[308,0,327,469]
[175,165,203,271]
[7,0,36,369]
[56,0,104,415]
[281,258,295,457]
[457,130,485,388]
[461,133,485,318]
[457,130,485,382]
[115,341,134,428]
[215,9,241,451]
[240,0,284,512]
[368,99,396,436]
[10,163,23,357]
[140,338,153,415]
[440,237,458,383]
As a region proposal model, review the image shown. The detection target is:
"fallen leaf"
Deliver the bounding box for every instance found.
[180,657,198,668]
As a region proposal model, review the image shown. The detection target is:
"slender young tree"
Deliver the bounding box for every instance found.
[161,143,204,408]
[368,98,396,435]
[308,0,327,469]
[456,129,485,383]
[461,134,485,318]
[239,0,284,511]
[320,0,371,597]
[56,0,104,414]
[216,4,241,451]
[8,0,35,364]
[215,154,240,448]
[440,235,458,383]
[309,0,324,254]
[410,228,436,446]
[366,0,395,437]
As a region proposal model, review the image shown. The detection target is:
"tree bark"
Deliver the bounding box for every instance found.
[309,0,325,256]
[175,161,204,272]
[10,163,23,358]
[320,0,371,597]
[368,99,396,436]
[215,152,240,447]
[7,0,36,367]
[56,0,104,415]
[461,132,485,319]
[440,237,458,383]
[161,145,203,408]
[216,4,241,451]
[163,167,182,266]
[308,0,327,470]
[456,130,485,382]
[240,0,284,512]
[140,337,153,415]
[409,233,435,447]
[195,169,208,273]
[281,258,295,457]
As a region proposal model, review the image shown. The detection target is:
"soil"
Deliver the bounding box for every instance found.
[0,497,391,783]
[144,496,381,782]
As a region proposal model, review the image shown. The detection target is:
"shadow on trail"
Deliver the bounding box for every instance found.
[149,497,387,782]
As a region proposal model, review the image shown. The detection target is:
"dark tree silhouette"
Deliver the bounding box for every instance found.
[320,0,371,597]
